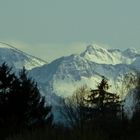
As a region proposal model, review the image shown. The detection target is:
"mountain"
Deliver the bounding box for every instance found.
[30,44,140,97]
[0,42,47,70]
[30,54,135,100]
[81,44,140,65]
[29,44,140,122]
[1,42,139,122]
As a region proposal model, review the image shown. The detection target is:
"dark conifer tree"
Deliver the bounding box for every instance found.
[86,77,121,127]
[0,63,53,131]
[20,67,53,127]
[0,63,17,127]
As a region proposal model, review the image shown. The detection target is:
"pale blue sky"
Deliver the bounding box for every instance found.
[0,0,140,61]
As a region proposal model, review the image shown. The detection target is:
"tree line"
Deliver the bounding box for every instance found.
[0,63,140,140]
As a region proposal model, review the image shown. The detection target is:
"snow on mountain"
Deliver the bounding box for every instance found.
[1,42,139,122]
[81,44,140,65]
[30,44,140,98]
[131,57,140,71]
[29,44,140,122]
[0,42,47,70]
[30,54,136,99]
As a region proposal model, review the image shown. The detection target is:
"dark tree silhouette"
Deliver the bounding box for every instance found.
[85,76,122,135]
[130,74,140,132]
[0,63,53,132]
[87,77,121,119]
[0,63,17,127]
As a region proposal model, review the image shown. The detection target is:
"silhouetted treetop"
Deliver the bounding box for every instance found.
[0,63,53,130]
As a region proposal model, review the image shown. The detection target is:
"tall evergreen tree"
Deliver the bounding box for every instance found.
[0,63,53,130]
[86,77,121,123]
[17,67,53,127]
[0,63,17,127]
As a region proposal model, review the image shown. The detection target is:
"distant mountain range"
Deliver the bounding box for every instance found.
[0,42,140,122]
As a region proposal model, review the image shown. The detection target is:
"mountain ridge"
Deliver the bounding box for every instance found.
[81,44,140,65]
[0,42,47,70]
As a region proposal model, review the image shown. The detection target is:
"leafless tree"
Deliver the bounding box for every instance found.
[61,85,90,128]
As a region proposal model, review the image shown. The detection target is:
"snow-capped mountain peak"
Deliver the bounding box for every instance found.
[81,44,139,65]
[83,44,108,54]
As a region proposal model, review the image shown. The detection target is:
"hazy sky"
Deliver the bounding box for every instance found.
[0,0,140,61]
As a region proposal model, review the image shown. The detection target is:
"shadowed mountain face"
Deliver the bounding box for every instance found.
[0,42,47,70]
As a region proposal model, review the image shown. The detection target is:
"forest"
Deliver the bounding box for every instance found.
[0,63,140,140]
